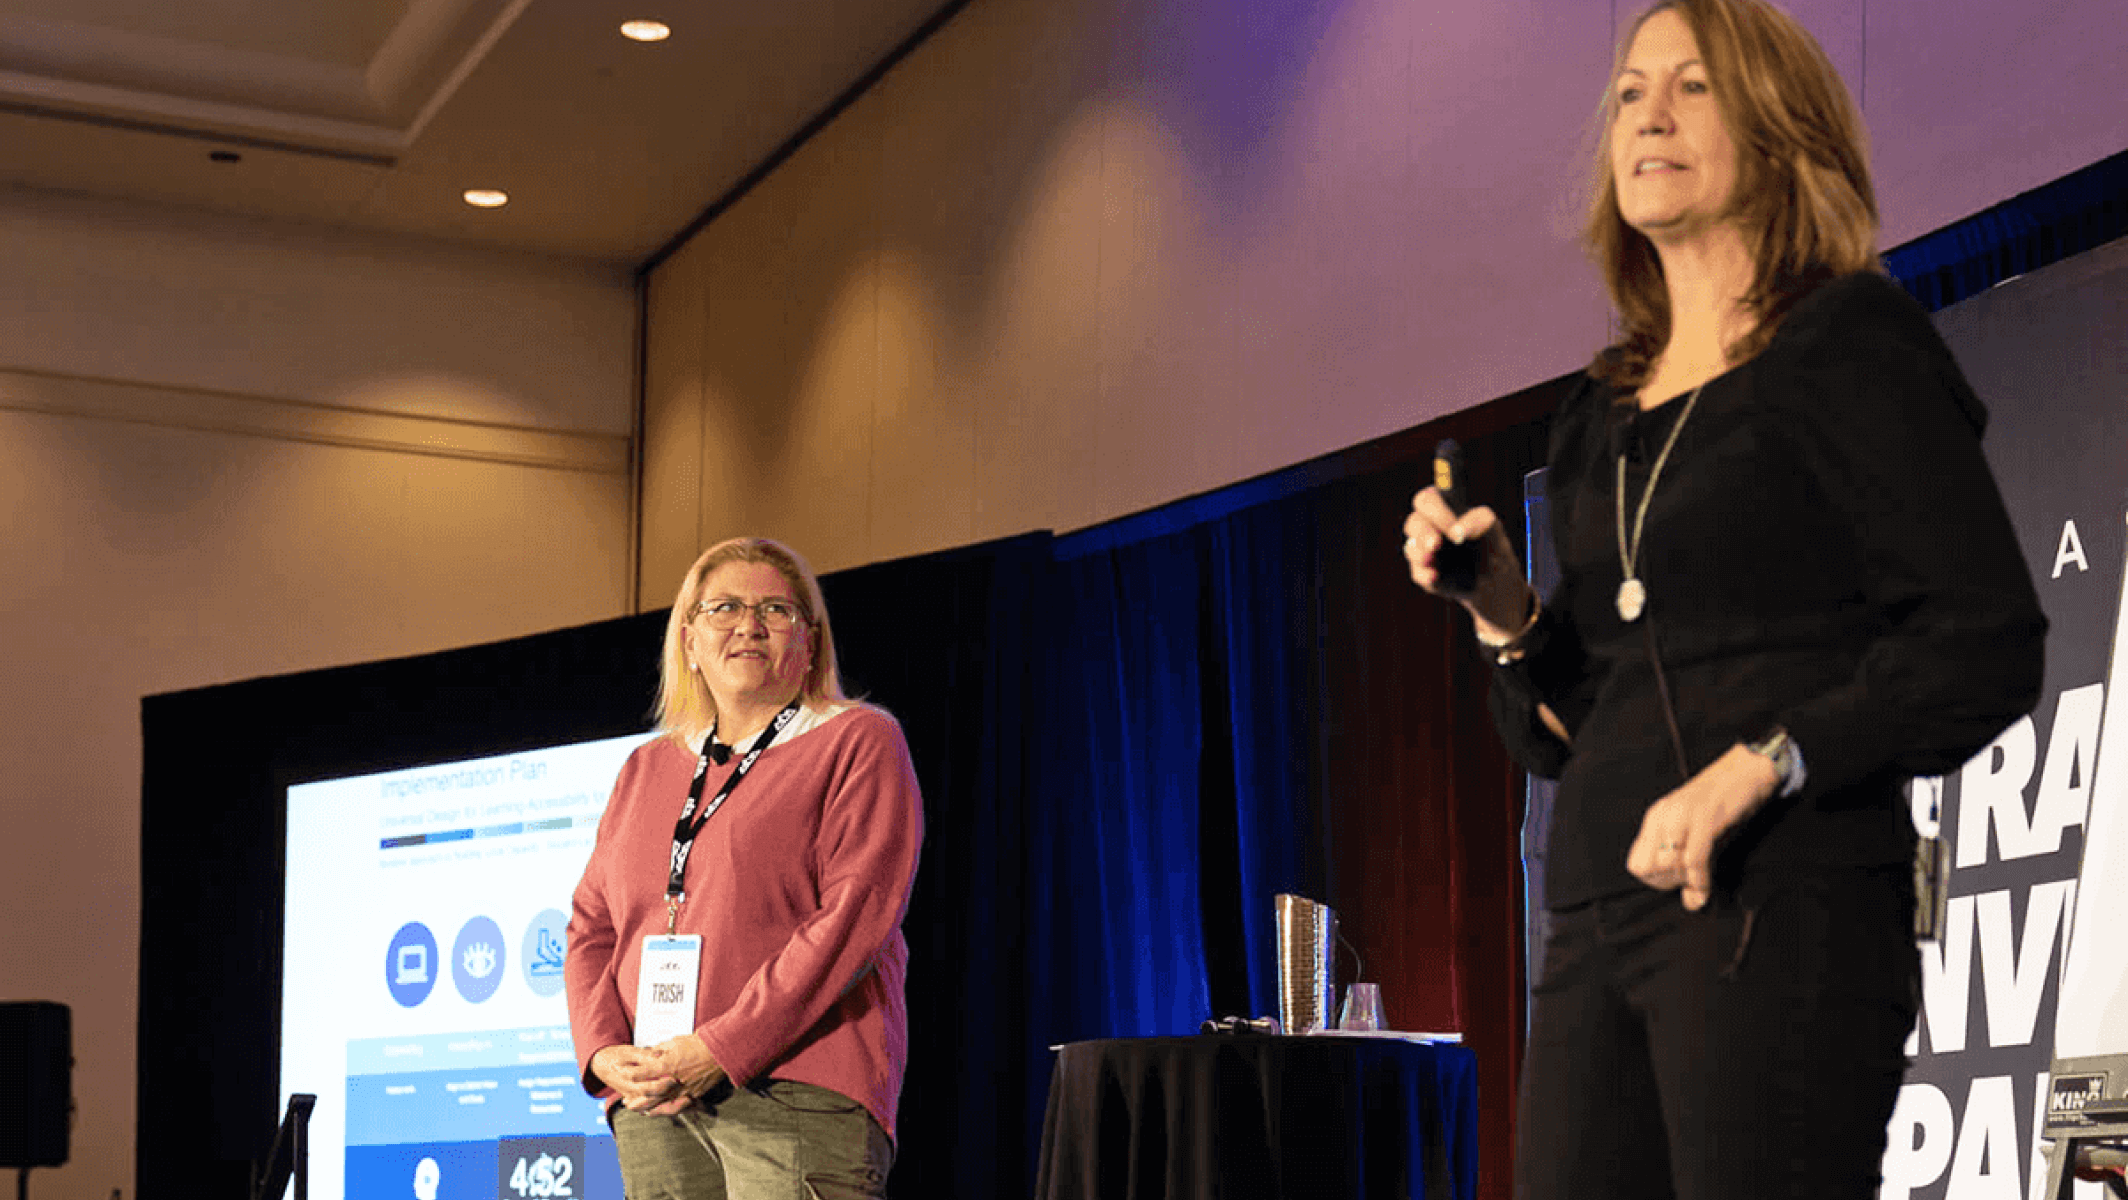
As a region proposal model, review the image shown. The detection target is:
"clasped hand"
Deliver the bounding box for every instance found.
[592,1036,727,1116]
[1626,745,1782,910]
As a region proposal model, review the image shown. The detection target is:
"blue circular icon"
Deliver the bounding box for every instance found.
[452,915,507,1003]
[521,908,569,999]
[385,922,439,1008]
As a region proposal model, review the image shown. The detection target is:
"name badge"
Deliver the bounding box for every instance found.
[634,934,701,1046]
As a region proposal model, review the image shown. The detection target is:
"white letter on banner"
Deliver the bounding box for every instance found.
[2052,519,2088,578]
[1959,718,2041,867]
[1920,893,1977,1055]
[1883,1082,1954,1200]
[2031,684,2104,856]
[1947,1074,2023,1200]
[1976,882,2075,1048]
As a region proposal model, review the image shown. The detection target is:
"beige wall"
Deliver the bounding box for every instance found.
[640,0,2128,593]
[0,187,637,1199]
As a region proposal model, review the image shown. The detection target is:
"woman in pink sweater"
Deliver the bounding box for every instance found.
[566,537,923,1199]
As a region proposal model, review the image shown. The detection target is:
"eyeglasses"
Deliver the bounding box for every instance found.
[691,597,807,632]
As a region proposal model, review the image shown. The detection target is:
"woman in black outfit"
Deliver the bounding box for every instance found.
[1403,2,2047,1197]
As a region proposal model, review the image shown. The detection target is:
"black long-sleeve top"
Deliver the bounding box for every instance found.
[1494,271,2048,909]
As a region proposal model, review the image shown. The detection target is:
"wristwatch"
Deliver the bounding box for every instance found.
[1747,726,1807,798]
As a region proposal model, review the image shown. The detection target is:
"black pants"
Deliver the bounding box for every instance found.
[1515,867,1920,1200]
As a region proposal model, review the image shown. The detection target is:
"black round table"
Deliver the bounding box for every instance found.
[1033,1034,1478,1200]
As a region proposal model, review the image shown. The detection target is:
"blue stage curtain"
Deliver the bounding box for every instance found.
[1041,532,1216,1039]
[1886,146,2128,310]
[1201,503,1327,1023]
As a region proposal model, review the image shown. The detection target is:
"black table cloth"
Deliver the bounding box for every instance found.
[1034,1035,1479,1200]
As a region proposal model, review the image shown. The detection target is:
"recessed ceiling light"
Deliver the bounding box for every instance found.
[462,189,509,209]
[620,19,671,42]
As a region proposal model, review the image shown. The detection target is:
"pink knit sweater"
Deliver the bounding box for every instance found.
[565,704,923,1139]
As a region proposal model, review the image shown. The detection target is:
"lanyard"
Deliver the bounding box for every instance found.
[665,698,801,932]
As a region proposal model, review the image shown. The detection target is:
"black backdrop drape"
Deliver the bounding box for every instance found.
[139,380,1560,1200]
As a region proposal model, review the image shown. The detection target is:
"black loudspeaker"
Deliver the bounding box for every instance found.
[0,1001,71,1168]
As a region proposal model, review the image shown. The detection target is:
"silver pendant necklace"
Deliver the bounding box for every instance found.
[1613,382,1706,623]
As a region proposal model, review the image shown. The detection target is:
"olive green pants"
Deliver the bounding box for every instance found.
[609,1080,893,1200]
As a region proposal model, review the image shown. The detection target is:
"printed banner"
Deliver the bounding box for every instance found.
[1881,239,2128,1200]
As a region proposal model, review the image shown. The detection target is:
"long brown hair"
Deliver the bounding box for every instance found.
[1586,0,1880,388]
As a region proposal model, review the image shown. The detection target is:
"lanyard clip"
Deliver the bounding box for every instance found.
[665,894,680,936]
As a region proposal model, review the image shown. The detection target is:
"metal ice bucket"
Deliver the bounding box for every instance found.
[1275,893,1337,1034]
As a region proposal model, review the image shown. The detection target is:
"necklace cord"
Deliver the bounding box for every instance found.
[1643,613,1694,784]
[1614,382,1707,580]
[1614,381,1707,785]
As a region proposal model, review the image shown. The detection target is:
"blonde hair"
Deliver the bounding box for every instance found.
[1585,0,1880,388]
[652,537,849,745]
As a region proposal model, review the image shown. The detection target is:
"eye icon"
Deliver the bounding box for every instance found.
[462,942,499,978]
[451,916,507,1003]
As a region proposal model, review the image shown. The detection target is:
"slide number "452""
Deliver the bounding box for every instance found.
[507,1152,575,1198]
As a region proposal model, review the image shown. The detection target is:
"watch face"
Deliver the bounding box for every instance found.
[1749,728,1803,796]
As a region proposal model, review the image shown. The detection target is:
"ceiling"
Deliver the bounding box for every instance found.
[0,0,953,267]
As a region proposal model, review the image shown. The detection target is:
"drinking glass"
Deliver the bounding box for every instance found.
[1339,982,1385,1031]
